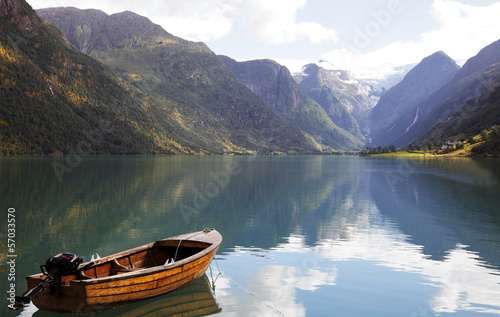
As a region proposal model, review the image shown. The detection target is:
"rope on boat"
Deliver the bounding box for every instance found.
[211,258,285,317]
[172,239,183,263]
[172,229,210,263]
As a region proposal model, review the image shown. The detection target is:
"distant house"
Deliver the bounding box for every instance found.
[439,140,460,151]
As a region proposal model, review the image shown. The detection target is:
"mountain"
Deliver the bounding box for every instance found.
[368,51,460,146]
[294,63,372,140]
[219,56,364,150]
[0,0,180,155]
[31,6,319,154]
[416,77,500,147]
[393,39,500,147]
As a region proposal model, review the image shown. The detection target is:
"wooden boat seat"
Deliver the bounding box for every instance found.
[76,270,93,280]
[111,259,145,274]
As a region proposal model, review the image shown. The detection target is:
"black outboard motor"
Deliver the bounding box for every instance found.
[9,253,83,311]
[41,252,83,278]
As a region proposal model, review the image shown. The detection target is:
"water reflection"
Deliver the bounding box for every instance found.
[313,220,500,315]
[216,212,500,316]
[211,157,500,316]
[1,156,500,316]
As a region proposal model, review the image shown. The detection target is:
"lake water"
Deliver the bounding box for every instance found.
[1,156,500,317]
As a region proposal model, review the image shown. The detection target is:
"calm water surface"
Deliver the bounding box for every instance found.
[1,156,500,317]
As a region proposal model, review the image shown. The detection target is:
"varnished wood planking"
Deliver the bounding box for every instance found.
[87,275,195,304]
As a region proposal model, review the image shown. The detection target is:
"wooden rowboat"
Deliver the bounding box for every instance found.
[23,229,222,313]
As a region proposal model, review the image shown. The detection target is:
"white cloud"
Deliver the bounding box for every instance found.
[425,0,500,58]
[296,21,338,44]
[148,1,238,42]
[239,0,338,45]
[321,0,500,73]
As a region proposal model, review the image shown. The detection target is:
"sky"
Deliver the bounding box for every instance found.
[26,0,500,76]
